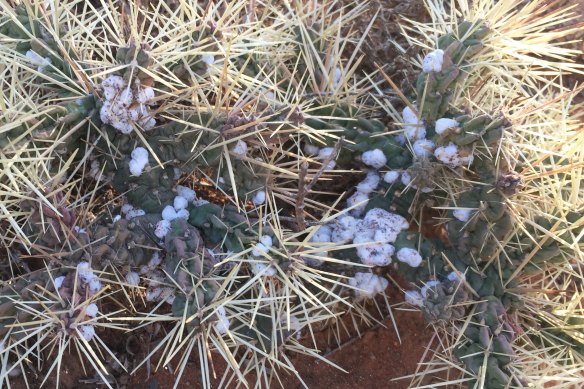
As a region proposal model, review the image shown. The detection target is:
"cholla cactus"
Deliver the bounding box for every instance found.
[454,297,519,389]
[414,20,491,123]
[1,0,583,388]
[0,265,125,387]
[406,275,471,322]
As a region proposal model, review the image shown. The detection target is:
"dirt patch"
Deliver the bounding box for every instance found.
[279,310,433,389]
[125,280,436,389]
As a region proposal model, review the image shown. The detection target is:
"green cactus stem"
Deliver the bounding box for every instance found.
[415,20,491,123]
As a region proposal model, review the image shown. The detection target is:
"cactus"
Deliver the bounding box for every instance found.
[20,191,88,259]
[1,0,583,388]
[0,4,83,91]
[392,231,447,282]
[447,185,512,261]
[304,106,412,170]
[415,21,491,123]
[90,213,161,269]
[163,218,219,287]
[167,23,220,85]
[0,264,117,386]
[170,279,221,331]
[97,109,268,212]
[454,297,518,389]
[420,278,470,323]
[114,43,155,83]
[188,202,260,252]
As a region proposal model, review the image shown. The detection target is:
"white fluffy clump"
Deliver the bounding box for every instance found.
[318,147,337,170]
[146,270,166,287]
[396,247,423,267]
[102,75,126,100]
[262,87,275,100]
[89,159,101,180]
[345,167,386,217]
[73,226,86,235]
[137,87,155,104]
[404,290,424,307]
[311,225,333,243]
[173,196,188,210]
[453,208,473,222]
[346,190,370,217]
[283,315,302,339]
[25,50,52,72]
[145,287,162,302]
[85,304,99,317]
[214,306,231,334]
[77,262,95,283]
[412,139,435,158]
[434,143,473,167]
[422,49,445,73]
[354,234,395,266]
[356,172,381,194]
[331,67,343,89]
[251,236,276,276]
[126,208,145,220]
[126,271,140,286]
[231,140,248,157]
[176,185,197,202]
[162,205,178,221]
[201,54,215,66]
[148,252,162,268]
[252,235,273,256]
[435,118,459,135]
[363,208,409,243]
[361,149,387,169]
[193,199,210,207]
[348,272,389,299]
[146,287,175,304]
[331,216,358,243]
[54,276,65,289]
[88,278,102,295]
[140,253,163,276]
[154,220,171,239]
[303,143,320,155]
[120,203,145,220]
[161,201,189,223]
[129,147,149,176]
[250,262,277,277]
[447,271,465,283]
[383,171,400,184]
[252,191,266,206]
[349,209,409,266]
[402,106,426,140]
[164,290,176,305]
[131,147,148,165]
[421,280,441,298]
[79,325,96,342]
[308,225,333,265]
[402,105,419,125]
[405,125,426,141]
[99,75,156,134]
